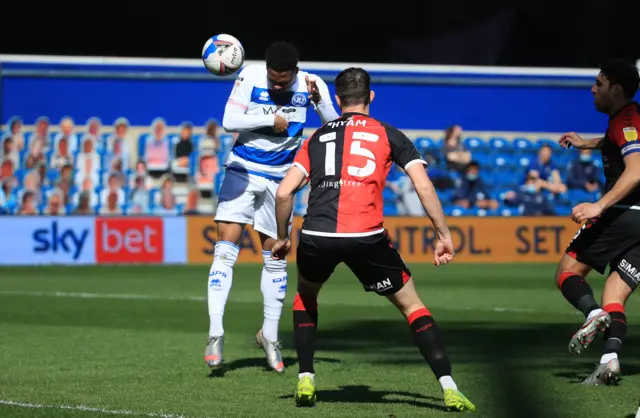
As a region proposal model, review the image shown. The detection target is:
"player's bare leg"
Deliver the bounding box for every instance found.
[292,272,322,407]
[556,253,610,354]
[583,271,631,385]
[205,221,244,369]
[255,232,286,374]
[386,278,475,412]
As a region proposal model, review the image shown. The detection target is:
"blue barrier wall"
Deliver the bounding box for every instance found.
[2,56,638,132]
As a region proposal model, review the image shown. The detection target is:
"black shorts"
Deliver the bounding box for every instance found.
[296,230,411,296]
[567,208,640,290]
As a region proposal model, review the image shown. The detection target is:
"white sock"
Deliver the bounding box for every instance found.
[439,375,458,391]
[600,352,618,364]
[207,241,239,337]
[299,372,314,381]
[260,250,287,342]
[587,308,603,321]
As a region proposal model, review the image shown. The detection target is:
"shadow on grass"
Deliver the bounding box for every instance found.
[279,318,640,418]
[208,356,340,378]
[279,384,448,411]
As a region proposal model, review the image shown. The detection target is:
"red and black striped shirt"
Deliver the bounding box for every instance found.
[293,112,427,236]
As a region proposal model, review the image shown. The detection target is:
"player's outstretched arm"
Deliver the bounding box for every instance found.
[272,166,309,260]
[306,74,339,124]
[405,164,455,266]
[275,166,309,240]
[559,132,605,149]
[572,124,640,222]
[573,152,640,222]
[598,153,640,208]
[406,164,450,239]
[222,67,278,132]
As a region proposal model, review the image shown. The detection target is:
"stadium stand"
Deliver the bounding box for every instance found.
[0,116,605,217]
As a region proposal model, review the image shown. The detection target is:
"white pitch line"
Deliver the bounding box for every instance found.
[0,290,206,302]
[0,400,187,418]
[0,289,549,314]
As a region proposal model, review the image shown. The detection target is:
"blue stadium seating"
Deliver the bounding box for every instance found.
[0,117,607,216]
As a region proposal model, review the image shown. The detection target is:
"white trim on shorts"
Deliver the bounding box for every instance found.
[253,225,277,240]
[214,215,253,225]
[301,228,385,237]
[612,205,640,211]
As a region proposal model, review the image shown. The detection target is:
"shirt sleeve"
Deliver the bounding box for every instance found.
[387,127,427,170]
[610,119,640,157]
[292,139,311,177]
[308,74,340,124]
[222,67,275,132]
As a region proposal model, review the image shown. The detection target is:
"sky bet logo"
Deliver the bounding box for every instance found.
[33,221,89,260]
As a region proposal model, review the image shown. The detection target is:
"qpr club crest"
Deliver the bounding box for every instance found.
[291,93,307,106]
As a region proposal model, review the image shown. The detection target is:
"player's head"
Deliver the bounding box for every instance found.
[593,60,640,114]
[538,144,552,163]
[524,172,540,193]
[465,161,480,180]
[265,41,299,91]
[579,148,593,162]
[334,67,375,113]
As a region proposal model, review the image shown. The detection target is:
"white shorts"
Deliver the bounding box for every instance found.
[214,168,283,240]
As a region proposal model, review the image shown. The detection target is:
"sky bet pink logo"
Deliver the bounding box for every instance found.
[96,218,163,263]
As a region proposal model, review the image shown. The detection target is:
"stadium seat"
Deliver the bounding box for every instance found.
[415,136,436,153]
[473,151,493,168]
[4,117,611,219]
[488,137,513,154]
[447,206,474,217]
[472,208,491,217]
[497,174,520,189]
[513,137,535,154]
[593,157,603,168]
[214,172,225,194]
[567,189,600,206]
[137,133,150,158]
[516,155,533,169]
[536,137,563,151]
[382,187,396,201]
[553,192,571,205]
[554,205,572,216]
[498,206,517,216]
[219,134,234,152]
[47,169,60,183]
[463,137,488,152]
[191,134,202,149]
[438,189,454,204]
[12,169,25,183]
[22,131,34,144]
[384,204,399,216]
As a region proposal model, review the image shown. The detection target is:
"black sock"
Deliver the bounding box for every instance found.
[603,304,627,355]
[293,292,318,374]
[558,274,600,317]
[408,308,452,380]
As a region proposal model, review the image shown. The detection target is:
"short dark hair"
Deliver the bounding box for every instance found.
[600,60,640,100]
[265,42,299,72]
[467,161,479,170]
[334,67,371,107]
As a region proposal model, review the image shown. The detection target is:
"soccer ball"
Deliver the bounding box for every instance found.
[202,34,245,76]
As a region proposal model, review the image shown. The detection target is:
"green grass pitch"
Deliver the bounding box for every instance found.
[0,264,639,418]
